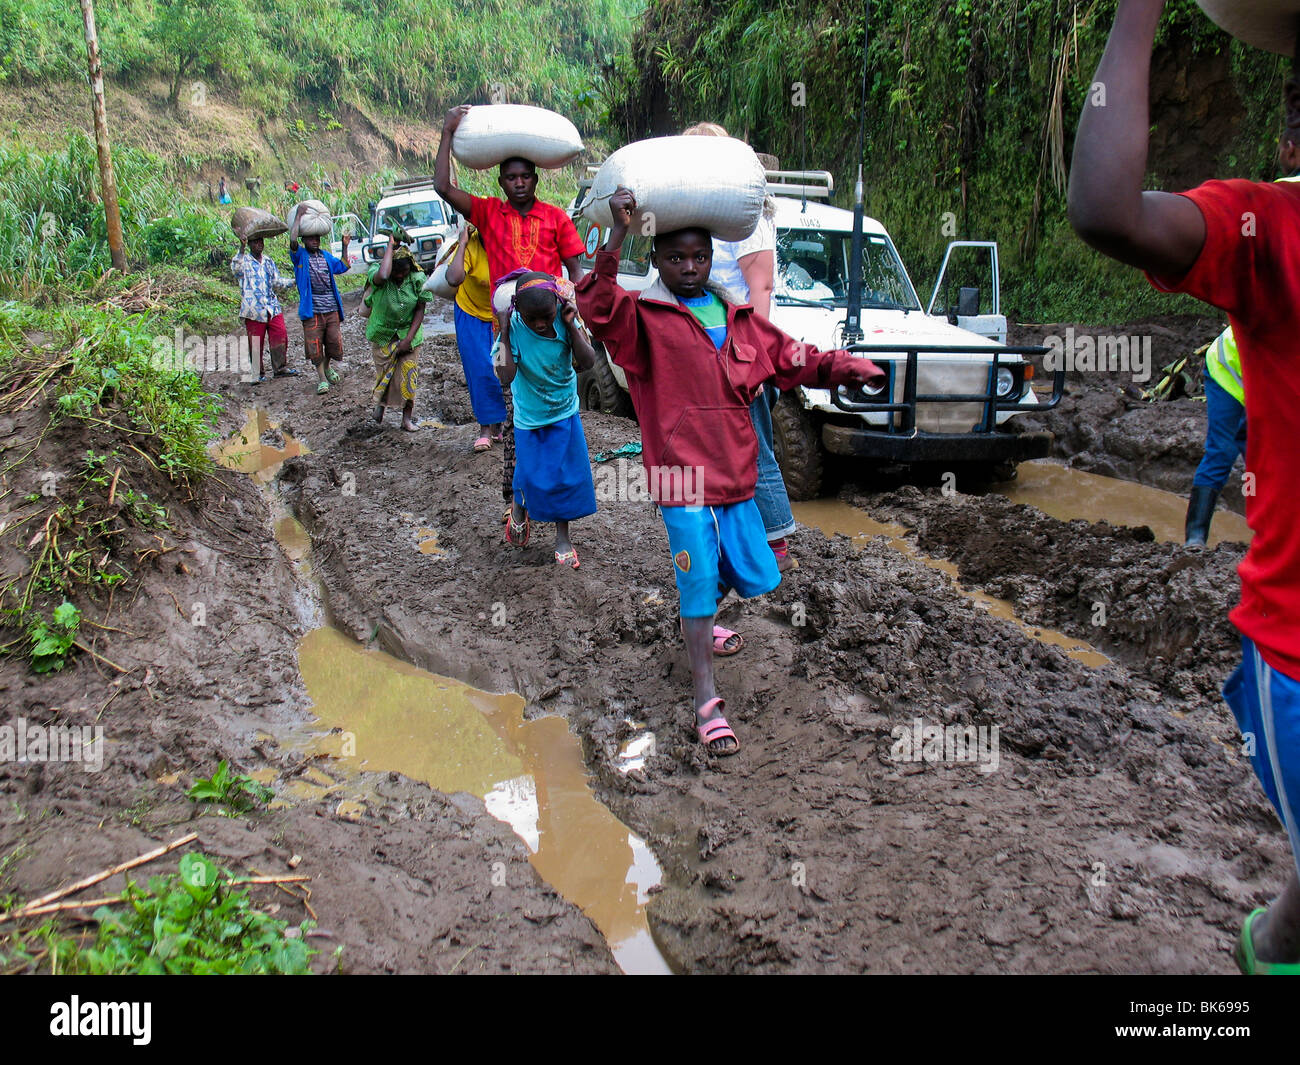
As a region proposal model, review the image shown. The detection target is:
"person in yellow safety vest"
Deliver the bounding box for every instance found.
[1184,169,1300,547]
[1185,325,1245,546]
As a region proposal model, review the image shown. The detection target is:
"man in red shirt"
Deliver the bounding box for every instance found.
[434,105,585,285]
[435,104,586,501]
[1070,0,1300,974]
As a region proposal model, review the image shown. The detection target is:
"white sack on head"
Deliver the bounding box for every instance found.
[451,105,584,170]
[1197,0,1300,55]
[286,199,332,237]
[580,136,767,243]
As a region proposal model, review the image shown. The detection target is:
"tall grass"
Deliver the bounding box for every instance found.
[1,0,643,130]
[0,133,229,297]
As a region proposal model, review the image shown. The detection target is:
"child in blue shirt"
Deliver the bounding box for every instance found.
[495,272,598,567]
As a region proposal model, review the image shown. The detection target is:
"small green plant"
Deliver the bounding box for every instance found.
[0,853,316,975]
[187,760,273,811]
[26,600,79,673]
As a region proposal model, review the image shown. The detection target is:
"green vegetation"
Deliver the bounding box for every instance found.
[0,853,317,974]
[26,600,80,673]
[187,760,274,812]
[606,0,1290,323]
[1,0,643,128]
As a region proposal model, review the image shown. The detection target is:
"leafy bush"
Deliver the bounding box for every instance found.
[0,854,318,975]
[26,601,80,673]
[187,760,274,811]
[143,212,227,267]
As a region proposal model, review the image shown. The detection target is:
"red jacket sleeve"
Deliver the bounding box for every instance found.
[575,249,648,376]
[745,314,883,390]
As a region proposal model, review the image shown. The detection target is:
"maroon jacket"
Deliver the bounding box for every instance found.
[576,248,882,506]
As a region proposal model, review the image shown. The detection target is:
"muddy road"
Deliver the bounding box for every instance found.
[1,298,1278,974]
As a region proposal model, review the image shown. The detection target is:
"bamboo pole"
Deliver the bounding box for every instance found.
[79,0,127,273]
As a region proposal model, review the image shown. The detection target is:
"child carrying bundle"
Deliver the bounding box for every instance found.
[495,270,598,567]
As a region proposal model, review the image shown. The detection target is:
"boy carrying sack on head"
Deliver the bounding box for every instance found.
[576,188,884,756]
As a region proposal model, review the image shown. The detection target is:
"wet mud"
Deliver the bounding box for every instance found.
[1,299,1286,974]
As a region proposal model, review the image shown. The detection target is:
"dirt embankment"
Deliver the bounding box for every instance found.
[2,294,1286,974]
[0,325,617,974]
[1010,316,1243,511]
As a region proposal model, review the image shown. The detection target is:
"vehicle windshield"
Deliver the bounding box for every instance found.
[378,200,444,230]
[776,229,920,311]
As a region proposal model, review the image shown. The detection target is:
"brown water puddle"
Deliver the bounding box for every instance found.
[987,460,1251,548]
[415,527,445,555]
[210,408,310,485]
[793,500,1110,668]
[292,626,670,975]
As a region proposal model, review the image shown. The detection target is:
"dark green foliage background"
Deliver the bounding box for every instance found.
[602,0,1290,322]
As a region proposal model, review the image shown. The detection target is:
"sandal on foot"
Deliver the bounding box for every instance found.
[695,698,739,756]
[1236,908,1300,974]
[491,429,504,442]
[274,368,302,378]
[679,621,745,656]
[325,367,341,383]
[474,435,492,452]
[504,507,530,547]
[555,548,580,569]
[317,381,329,394]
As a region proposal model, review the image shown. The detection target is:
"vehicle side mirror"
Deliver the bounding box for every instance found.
[957,287,980,317]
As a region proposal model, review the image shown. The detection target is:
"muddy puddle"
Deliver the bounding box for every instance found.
[793,499,1110,667]
[288,627,670,975]
[985,460,1251,547]
[211,408,310,485]
[212,412,670,974]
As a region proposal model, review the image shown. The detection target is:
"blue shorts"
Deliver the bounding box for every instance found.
[1223,637,1300,879]
[659,500,781,619]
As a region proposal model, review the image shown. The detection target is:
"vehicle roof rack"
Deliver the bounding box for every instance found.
[766,170,834,198]
[379,175,438,196]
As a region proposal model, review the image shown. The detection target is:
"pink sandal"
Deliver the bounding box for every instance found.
[555,548,580,569]
[474,435,492,452]
[679,621,745,656]
[695,698,739,755]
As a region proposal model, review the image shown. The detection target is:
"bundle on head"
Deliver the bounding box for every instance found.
[451,105,584,170]
[579,136,767,243]
[286,199,332,237]
[231,206,287,241]
[1196,0,1300,55]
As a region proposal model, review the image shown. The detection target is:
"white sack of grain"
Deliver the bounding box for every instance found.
[451,104,584,170]
[1198,0,1300,54]
[423,262,459,301]
[285,199,332,237]
[579,136,766,243]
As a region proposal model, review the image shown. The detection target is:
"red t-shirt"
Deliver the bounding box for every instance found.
[1148,178,1300,678]
[468,194,584,284]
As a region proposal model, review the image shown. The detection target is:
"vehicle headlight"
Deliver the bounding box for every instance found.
[858,374,887,397]
[996,367,1015,397]
[421,239,434,252]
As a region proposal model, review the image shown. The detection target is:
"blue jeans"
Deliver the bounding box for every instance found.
[750,389,795,541]
[1193,372,1246,491]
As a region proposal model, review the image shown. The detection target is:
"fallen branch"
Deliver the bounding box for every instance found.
[0,831,199,923]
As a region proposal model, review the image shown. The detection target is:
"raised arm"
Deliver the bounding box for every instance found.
[446,226,471,286]
[738,249,774,317]
[1066,0,1206,275]
[231,239,247,276]
[562,299,596,370]
[573,188,644,374]
[435,106,476,220]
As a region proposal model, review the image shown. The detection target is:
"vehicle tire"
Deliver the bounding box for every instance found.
[581,345,635,418]
[771,392,824,500]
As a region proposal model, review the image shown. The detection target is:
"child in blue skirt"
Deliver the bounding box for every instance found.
[495,271,598,567]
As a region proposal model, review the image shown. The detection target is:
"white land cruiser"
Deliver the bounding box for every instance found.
[361,176,461,272]
[570,170,1062,498]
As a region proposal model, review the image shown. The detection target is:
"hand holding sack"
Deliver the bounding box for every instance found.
[285,199,332,237]
[230,206,288,241]
[450,104,584,170]
[1196,0,1300,54]
[578,136,767,243]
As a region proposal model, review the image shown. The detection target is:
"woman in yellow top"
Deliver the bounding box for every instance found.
[447,225,507,451]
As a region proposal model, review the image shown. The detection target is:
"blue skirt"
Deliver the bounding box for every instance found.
[512,412,597,522]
